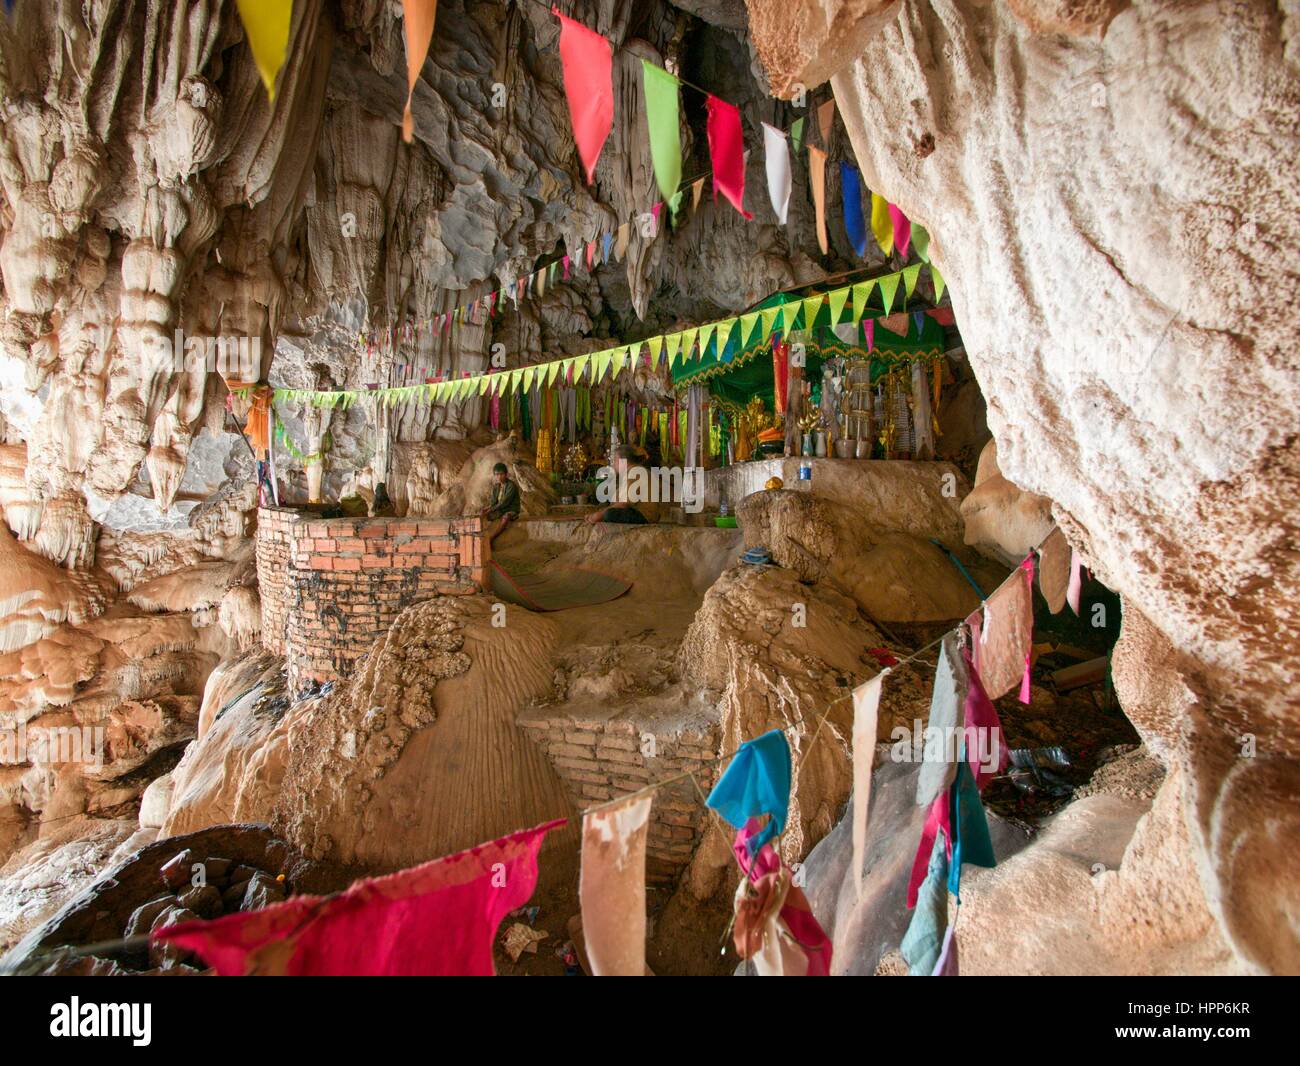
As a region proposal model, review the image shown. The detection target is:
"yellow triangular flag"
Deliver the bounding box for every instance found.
[236,0,293,101]
[851,282,870,323]
[779,302,799,338]
[801,294,825,332]
[932,264,946,303]
[522,366,535,392]
[627,340,643,367]
[716,318,737,357]
[572,353,590,382]
[759,307,780,342]
[666,332,683,366]
[902,263,922,299]
[827,286,850,326]
[739,312,760,347]
[680,327,699,362]
[870,192,894,256]
[698,322,716,360]
[610,347,628,378]
[647,335,664,371]
[877,272,901,314]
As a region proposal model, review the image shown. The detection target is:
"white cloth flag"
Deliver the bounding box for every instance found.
[762,122,791,225]
[851,671,885,900]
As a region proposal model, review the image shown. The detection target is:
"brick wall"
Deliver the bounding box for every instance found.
[255,507,488,692]
[517,713,720,884]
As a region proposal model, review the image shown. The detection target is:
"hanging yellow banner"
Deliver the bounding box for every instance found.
[236,0,293,101]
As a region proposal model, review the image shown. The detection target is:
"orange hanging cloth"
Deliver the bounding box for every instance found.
[773,340,789,415]
[246,385,274,457]
[401,1,438,142]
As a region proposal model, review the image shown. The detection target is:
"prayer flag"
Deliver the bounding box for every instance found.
[808,146,828,254]
[705,95,752,219]
[870,192,893,255]
[642,61,682,205]
[580,795,653,976]
[840,161,868,256]
[706,729,791,853]
[553,7,613,184]
[400,0,438,141]
[236,0,293,102]
[762,122,791,225]
[851,672,884,900]
[888,202,912,259]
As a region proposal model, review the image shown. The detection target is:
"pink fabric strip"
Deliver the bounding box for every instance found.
[907,794,951,909]
[962,646,1007,789]
[1067,548,1082,614]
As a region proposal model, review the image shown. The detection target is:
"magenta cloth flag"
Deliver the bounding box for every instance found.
[907,793,951,909]
[651,200,663,235]
[552,8,613,185]
[706,95,753,219]
[863,318,875,350]
[962,645,1007,791]
[154,820,565,975]
[761,122,791,225]
[887,203,912,258]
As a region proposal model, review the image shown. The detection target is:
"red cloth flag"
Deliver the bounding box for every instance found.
[706,95,752,219]
[153,820,564,976]
[552,7,613,185]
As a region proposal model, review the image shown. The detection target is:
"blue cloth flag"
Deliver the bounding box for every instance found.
[706,728,791,852]
[840,162,868,257]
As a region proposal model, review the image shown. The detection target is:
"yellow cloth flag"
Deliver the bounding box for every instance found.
[647,336,664,371]
[572,354,590,382]
[739,311,760,347]
[716,318,737,356]
[851,281,870,322]
[610,347,627,378]
[780,302,799,338]
[547,358,563,387]
[402,0,438,143]
[627,340,643,367]
[680,327,699,361]
[801,293,825,331]
[522,366,536,392]
[665,332,683,366]
[760,306,781,342]
[697,322,716,360]
[236,0,293,101]
[827,285,850,326]
[871,192,894,256]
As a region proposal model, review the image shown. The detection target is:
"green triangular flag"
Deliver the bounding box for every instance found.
[760,306,781,342]
[801,294,825,332]
[680,327,699,361]
[647,335,664,370]
[912,225,930,264]
[739,311,760,347]
[827,286,850,326]
[791,116,805,153]
[932,264,946,303]
[902,263,922,299]
[642,61,682,205]
[665,331,683,366]
[851,282,870,322]
[877,272,901,314]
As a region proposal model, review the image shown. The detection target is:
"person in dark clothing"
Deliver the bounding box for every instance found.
[584,503,648,525]
[481,462,520,545]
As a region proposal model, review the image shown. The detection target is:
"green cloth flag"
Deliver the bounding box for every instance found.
[902,263,922,299]
[912,224,930,263]
[932,264,946,303]
[790,116,805,154]
[877,272,900,314]
[642,61,682,205]
[739,311,760,347]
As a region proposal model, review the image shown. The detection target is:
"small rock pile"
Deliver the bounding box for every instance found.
[124,847,291,972]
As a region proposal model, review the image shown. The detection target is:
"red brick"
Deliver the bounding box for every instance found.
[334,557,361,571]
[307,554,334,570]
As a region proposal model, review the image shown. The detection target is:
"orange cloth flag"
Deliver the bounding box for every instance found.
[401,1,438,142]
[808,146,828,254]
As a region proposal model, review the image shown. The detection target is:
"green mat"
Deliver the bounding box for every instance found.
[488,560,632,612]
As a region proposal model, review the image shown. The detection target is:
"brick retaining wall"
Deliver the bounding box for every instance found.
[256,507,488,691]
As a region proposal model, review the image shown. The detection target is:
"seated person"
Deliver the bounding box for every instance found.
[480,462,520,544]
[584,502,648,525]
